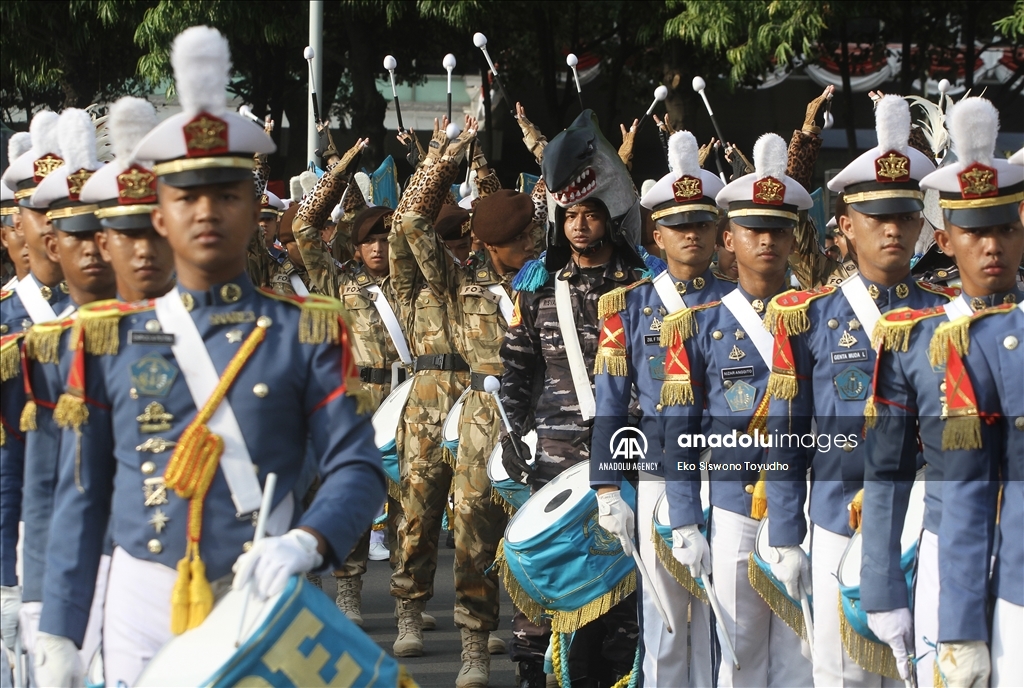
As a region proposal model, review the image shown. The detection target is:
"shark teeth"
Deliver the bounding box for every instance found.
[554,167,597,206]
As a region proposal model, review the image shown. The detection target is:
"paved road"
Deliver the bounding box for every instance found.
[317,534,520,687]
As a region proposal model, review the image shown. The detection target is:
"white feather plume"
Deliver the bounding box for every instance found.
[948,97,998,167]
[109,97,158,162]
[905,96,947,158]
[668,131,701,179]
[8,132,31,161]
[58,109,98,170]
[170,26,231,115]
[875,95,910,153]
[299,170,317,196]
[330,204,342,223]
[753,133,787,180]
[30,111,61,156]
[289,175,303,202]
[355,172,372,205]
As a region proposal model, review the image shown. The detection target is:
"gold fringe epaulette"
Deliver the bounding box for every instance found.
[763,286,836,336]
[20,400,37,432]
[24,318,75,364]
[658,302,717,348]
[748,554,808,642]
[651,521,707,603]
[839,595,901,680]
[928,303,1017,369]
[71,299,153,356]
[1,332,25,382]
[871,306,946,352]
[597,278,650,320]
[259,289,349,345]
[915,280,961,301]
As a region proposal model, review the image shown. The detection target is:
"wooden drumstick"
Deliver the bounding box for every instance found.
[235,472,278,647]
[699,572,741,670]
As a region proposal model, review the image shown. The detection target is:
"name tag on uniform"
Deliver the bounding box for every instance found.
[644,334,660,345]
[721,366,754,380]
[128,331,176,346]
[830,349,868,364]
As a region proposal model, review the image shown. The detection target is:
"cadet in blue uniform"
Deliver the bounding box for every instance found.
[591,130,729,687]
[764,95,957,687]
[860,97,1024,687]
[661,132,813,687]
[930,301,1023,687]
[33,27,385,686]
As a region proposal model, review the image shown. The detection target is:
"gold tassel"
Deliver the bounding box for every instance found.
[19,400,37,433]
[0,339,21,382]
[551,633,566,688]
[848,488,864,531]
[863,396,878,429]
[764,301,810,336]
[929,318,970,369]
[652,522,707,602]
[170,554,192,635]
[489,489,520,517]
[942,415,982,450]
[54,393,89,430]
[750,470,768,520]
[593,350,628,377]
[872,318,915,352]
[748,554,807,641]
[494,540,548,624]
[299,297,343,345]
[659,379,694,407]
[659,308,695,348]
[549,571,636,634]
[187,554,214,629]
[24,326,64,364]
[597,288,627,320]
[838,594,901,680]
[73,314,121,356]
[766,371,798,401]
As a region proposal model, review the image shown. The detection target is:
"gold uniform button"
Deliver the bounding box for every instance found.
[655,404,664,413]
[253,383,269,398]
[180,292,195,311]
[147,539,163,554]
[827,319,839,329]
[145,319,161,332]
[895,283,909,299]
[59,281,69,294]
[220,283,242,303]
[0,325,7,334]
[712,330,723,340]
[141,461,156,475]
[257,315,272,328]
[643,307,653,316]
[1015,417,1024,431]
[39,286,52,300]
[1004,336,1018,350]
[744,484,754,494]
[843,442,854,453]
[693,277,705,290]
[867,284,880,300]
[613,270,624,279]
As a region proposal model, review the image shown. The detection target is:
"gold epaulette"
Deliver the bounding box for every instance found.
[1,332,25,382]
[712,268,737,284]
[24,318,75,365]
[928,302,1017,368]
[72,299,154,356]
[763,285,836,336]
[915,280,961,301]
[0,290,12,302]
[258,289,349,345]
[597,278,650,320]
[870,306,946,353]
[659,301,718,348]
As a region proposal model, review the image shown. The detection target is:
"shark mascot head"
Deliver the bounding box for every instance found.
[540,109,644,272]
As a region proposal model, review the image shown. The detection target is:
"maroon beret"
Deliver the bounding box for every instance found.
[471,189,535,245]
[435,204,471,240]
[353,206,393,244]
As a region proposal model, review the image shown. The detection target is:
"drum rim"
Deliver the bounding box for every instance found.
[505,460,590,543]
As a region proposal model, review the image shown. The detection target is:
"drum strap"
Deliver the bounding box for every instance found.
[289,273,310,296]
[486,283,515,324]
[555,276,595,420]
[367,284,412,365]
[943,294,972,320]
[840,275,882,341]
[15,274,57,324]
[721,289,774,368]
[652,271,686,314]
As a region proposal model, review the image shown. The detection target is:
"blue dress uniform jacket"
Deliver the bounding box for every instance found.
[661,287,782,529]
[936,304,1023,642]
[764,274,957,546]
[39,277,386,646]
[0,283,72,587]
[592,269,733,488]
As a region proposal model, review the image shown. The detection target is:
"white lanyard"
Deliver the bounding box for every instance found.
[367,283,412,365]
[840,275,883,341]
[554,276,596,421]
[2,277,17,291]
[943,294,972,320]
[289,274,310,296]
[721,289,774,368]
[486,283,515,324]
[652,270,686,314]
[15,274,57,323]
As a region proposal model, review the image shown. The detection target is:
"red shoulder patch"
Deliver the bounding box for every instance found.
[915,281,960,300]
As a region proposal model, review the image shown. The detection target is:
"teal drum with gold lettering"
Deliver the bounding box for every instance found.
[496,461,637,634]
[137,576,414,686]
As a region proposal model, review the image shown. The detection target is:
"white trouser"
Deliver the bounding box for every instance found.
[992,598,1023,687]
[711,508,810,687]
[637,477,712,687]
[915,529,939,687]
[811,524,899,687]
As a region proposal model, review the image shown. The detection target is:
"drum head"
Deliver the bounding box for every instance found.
[506,460,589,544]
[442,392,468,444]
[487,431,537,483]
[837,531,863,588]
[371,378,413,449]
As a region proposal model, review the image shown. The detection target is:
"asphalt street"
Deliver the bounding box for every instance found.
[316,533,520,687]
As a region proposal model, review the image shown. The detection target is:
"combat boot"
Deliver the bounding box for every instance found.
[393,598,425,657]
[394,599,436,630]
[456,628,489,688]
[334,575,362,627]
[488,633,506,654]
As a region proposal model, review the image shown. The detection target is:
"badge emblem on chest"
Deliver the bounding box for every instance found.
[649,354,666,380]
[724,379,757,412]
[130,353,179,397]
[834,366,871,401]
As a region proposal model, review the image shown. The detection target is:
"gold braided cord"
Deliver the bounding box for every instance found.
[940,190,1024,209]
[651,203,720,221]
[46,204,99,220]
[843,189,923,204]
[152,156,254,176]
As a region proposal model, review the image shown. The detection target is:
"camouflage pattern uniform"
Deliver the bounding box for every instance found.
[247,151,276,289]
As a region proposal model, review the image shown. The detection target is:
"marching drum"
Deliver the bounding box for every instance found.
[498,461,637,634]
[486,431,537,513]
[441,390,468,462]
[836,471,927,680]
[137,576,410,687]
[371,377,413,487]
[651,491,708,602]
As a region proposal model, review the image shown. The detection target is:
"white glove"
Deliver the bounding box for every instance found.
[34,632,83,688]
[0,586,20,654]
[866,608,914,681]
[671,525,710,578]
[936,641,990,687]
[597,490,635,556]
[232,529,324,600]
[768,545,811,601]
